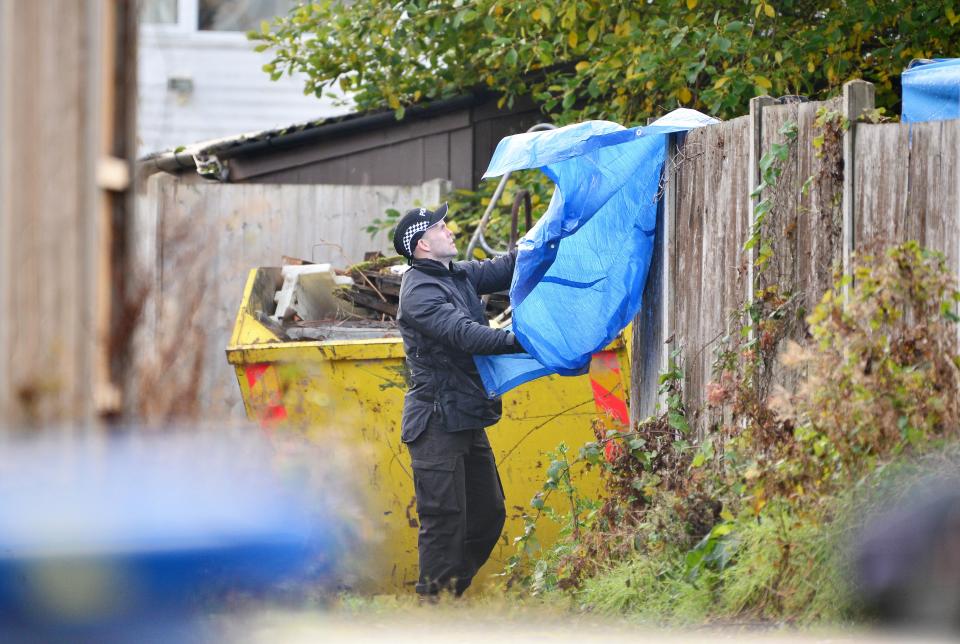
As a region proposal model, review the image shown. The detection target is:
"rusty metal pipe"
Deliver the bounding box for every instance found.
[465,122,556,258]
[508,190,531,250]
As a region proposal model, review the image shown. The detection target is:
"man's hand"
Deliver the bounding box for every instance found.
[506,332,528,354]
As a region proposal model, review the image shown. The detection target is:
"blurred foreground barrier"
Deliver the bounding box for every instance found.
[0,431,337,641]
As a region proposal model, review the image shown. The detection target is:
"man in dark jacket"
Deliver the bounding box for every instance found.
[392,203,525,598]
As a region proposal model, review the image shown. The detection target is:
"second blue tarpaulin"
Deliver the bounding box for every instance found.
[902,58,960,123]
[474,108,718,398]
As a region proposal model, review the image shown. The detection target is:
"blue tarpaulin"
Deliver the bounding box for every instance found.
[474,109,718,397]
[902,58,960,123]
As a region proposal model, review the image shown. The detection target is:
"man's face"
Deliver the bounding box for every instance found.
[418,220,458,261]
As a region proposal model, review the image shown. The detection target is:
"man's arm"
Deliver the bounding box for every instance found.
[457,248,517,295]
[401,282,523,354]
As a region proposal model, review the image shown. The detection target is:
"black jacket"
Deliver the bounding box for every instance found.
[397,250,521,442]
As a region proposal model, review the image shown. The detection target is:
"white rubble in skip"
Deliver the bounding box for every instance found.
[272,264,354,322]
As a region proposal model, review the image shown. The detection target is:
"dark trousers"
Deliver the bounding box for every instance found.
[406,416,506,596]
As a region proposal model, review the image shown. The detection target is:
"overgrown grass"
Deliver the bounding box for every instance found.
[576,548,715,622]
[574,504,852,626]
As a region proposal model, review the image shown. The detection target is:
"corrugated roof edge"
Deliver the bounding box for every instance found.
[136,93,484,181]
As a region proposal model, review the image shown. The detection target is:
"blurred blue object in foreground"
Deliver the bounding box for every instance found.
[902,58,960,123]
[0,431,337,641]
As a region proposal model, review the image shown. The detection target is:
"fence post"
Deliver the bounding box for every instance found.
[659,133,678,411]
[841,80,875,303]
[747,96,774,336]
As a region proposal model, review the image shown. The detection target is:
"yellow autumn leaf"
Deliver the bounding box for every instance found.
[387,94,400,109]
[575,61,590,73]
[774,51,783,64]
[764,3,775,17]
[532,7,541,21]
[568,31,578,48]
[713,76,730,89]
[807,60,815,73]
[753,494,767,515]
[645,80,655,90]
[587,24,598,42]
[677,86,692,103]
[753,75,772,89]
[446,220,460,234]
[687,0,698,9]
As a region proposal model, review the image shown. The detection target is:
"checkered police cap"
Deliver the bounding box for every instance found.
[392,203,448,260]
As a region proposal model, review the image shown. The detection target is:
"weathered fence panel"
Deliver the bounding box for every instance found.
[671,116,752,437]
[794,98,845,314]
[131,175,449,421]
[761,99,845,325]
[854,123,916,246]
[855,120,960,272]
[633,82,958,440]
[756,98,845,399]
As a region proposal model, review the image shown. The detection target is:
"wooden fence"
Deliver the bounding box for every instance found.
[630,80,960,439]
[0,1,136,429]
[131,174,450,421]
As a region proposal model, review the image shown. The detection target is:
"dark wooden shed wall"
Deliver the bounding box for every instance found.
[222,95,544,189]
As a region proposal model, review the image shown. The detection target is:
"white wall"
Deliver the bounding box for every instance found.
[138,29,352,155]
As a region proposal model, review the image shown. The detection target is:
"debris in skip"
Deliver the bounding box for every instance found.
[254,252,511,342]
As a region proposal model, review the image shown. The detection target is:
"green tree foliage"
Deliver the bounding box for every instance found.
[251,0,960,125]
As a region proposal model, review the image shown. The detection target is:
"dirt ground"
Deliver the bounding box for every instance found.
[222,605,953,644]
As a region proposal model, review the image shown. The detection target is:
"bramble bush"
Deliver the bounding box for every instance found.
[767,241,960,501]
[505,241,959,624]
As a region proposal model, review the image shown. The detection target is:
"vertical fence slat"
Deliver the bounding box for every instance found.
[842,80,876,302]
[670,117,751,437]
[631,198,664,423]
[955,122,960,348]
[748,96,775,337]
[661,135,678,410]
[798,98,844,313]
